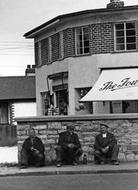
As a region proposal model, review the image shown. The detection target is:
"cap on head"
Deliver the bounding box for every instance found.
[67,125,75,130]
[99,123,109,128]
[28,127,35,136]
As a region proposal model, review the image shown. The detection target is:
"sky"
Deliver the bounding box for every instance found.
[0,0,138,76]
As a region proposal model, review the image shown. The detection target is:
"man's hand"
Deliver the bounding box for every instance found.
[31,147,39,154]
[102,146,109,153]
[68,143,75,148]
[34,149,40,154]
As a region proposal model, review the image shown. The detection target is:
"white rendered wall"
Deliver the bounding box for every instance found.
[36,52,138,115]
[14,102,36,117]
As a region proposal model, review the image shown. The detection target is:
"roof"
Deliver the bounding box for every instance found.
[0,76,36,100]
[24,5,138,38]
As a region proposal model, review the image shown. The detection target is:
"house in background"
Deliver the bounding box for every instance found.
[0,65,36,146]
[24,0,138,116]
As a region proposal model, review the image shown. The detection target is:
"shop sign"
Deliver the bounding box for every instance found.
[99,77,138,91]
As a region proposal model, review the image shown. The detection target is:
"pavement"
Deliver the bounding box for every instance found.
[0,161,138,177]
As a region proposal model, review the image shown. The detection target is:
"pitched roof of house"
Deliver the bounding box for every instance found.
[0,76,36,100]
[24,5,138,38]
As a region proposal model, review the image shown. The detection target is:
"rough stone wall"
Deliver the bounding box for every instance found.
[17,117,138,164]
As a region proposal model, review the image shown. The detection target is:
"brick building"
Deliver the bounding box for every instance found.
[24,0,138,116]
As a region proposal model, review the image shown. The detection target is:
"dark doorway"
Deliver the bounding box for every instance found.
[56,89,68,115]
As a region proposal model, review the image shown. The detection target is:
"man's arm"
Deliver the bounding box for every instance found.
[35,137,45,153]
[74,134,81,149]
[58,133,69,148]
[108,133,117,148]
[94,135,102,151]
[22,138,31,151]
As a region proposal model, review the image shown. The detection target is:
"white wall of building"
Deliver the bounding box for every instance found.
[36,51,138,115]
[14,102,36,118]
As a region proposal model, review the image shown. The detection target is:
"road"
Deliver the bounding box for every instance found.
[0,173,137,190]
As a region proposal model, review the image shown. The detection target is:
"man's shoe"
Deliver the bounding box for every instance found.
[56,163,62,167]
[20,165,28,169]
[72,162,78,166]
[112,161,119,165]
[100,161,105,165]
[94,161,101,165]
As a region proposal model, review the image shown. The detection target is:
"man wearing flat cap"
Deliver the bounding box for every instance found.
[20,127,45,168]
[56,125,83,167]
[94,123,119,165]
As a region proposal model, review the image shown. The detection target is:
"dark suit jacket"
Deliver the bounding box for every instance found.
[94,132,117,151]
[22,136,45,154]
[58,131,81,149]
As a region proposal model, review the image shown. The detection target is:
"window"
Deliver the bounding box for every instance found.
[75,27,90,55]
[0,103,8,123]
[110,100,138,113]
[41,92,50,115]
[114,22,136,51]
[75,88,93,114]
[56,89,68,115]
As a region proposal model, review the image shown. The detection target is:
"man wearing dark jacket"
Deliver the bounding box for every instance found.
[56,125,83,167]
[94,123,119,165]
[20,127,45,168]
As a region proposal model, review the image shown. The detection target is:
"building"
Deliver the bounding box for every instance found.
[24,0,138,116]
[0,67,36,146]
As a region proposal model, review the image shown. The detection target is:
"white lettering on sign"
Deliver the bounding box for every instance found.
[99,78,138,91]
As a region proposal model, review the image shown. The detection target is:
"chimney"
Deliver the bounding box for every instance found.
[107,0,124,9]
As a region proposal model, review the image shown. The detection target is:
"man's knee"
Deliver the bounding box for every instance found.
[21,148,28,165]
[55,145,63,152]
[94,150,101,156]
[76,148,83,157]
[114,144,119,151]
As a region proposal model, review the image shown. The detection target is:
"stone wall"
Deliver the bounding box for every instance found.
[16,114,138,164]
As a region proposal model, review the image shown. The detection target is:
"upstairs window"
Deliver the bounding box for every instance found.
[75,27,90,55]
[114,22,136,51]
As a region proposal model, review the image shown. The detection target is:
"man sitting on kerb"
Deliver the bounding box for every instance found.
[55,125,83,167]
[20,127,45,168]
[94,123,120,165]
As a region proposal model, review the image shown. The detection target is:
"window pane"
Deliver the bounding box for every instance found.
[84,33,89,40]
[126,29,136,36]
[0,103,8,123]
[76,27,90,55]
[76,28,82,35]
[126,36,136,43]
[83,27,89,33]
[84,47,90,53]
[127,43,136,50]
[116,30,124,36]
[126,23,135,29]
[115,24,124,30]
[84,40,89,46]
[77,47,83,54]
[115,22,136,51]
[116,37,124,43]
[116,44,125,50]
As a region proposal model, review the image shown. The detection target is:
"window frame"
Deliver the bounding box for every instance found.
[114,22,136,52]
[75,26,90,55]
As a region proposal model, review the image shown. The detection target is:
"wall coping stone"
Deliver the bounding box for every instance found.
[15,113,138,124]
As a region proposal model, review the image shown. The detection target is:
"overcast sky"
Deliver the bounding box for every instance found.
[0,0,138,76]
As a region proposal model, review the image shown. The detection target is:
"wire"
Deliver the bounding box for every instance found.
[0,41,34,55]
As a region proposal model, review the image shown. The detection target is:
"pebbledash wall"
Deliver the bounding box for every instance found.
[16,114,138,164]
